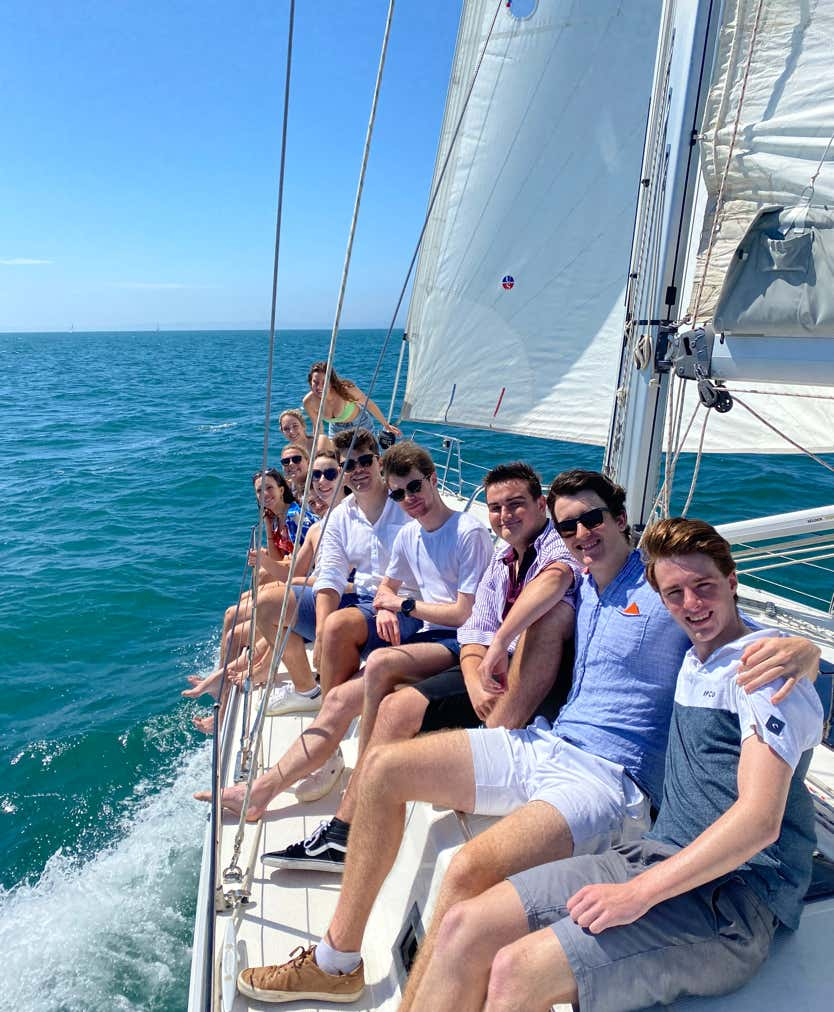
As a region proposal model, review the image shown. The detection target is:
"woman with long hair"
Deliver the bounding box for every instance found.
[183,468,314,703]
[302,361,401,439]
[186,452,350,730]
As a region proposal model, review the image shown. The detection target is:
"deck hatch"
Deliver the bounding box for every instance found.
[393,902,425,982]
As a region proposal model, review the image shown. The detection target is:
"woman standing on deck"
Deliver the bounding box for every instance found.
[303,361,401,439]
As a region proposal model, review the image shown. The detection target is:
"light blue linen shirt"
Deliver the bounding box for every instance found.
[553,549,690,806]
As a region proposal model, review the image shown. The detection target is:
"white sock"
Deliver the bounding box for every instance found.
[298,685,321,698]
[315,938,361,975]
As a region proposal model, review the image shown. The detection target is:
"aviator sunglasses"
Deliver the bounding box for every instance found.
[311,467,340,481]
[280,454,304,467]
[342,453,377,472]
[388,477,425,502]
[554,506,611,537]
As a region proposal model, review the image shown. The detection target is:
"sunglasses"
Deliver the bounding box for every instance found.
[554,506,610,537]
[311,467,339,481]
[280,454,304,467]
[389,477,425,502]
[342,453,377,472]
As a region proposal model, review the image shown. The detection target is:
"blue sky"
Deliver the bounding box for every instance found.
[0,1,462,331]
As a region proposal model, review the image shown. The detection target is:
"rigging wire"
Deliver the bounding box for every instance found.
[680,407,711,516]
[241,0,298,747]
[226,0,508,843]
[356,0,506,438]
[224,0,401,873]
[730,394,834,475]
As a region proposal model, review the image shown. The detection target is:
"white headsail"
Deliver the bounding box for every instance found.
[402,0,661,445]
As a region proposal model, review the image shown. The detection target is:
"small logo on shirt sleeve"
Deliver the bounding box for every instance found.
[765,715,785,736]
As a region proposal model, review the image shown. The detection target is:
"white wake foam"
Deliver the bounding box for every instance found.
[0,744,212,1012]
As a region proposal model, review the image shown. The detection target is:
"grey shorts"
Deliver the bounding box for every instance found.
[510,839,778,1012]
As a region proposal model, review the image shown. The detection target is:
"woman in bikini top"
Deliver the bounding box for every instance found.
[302,360,401,439]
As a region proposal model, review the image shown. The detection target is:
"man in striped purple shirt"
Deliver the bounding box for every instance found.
[314,462,579,779]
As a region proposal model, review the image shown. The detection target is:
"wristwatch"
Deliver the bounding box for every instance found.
[400,597,416,616]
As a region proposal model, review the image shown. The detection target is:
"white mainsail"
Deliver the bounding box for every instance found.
[402,0,662,445]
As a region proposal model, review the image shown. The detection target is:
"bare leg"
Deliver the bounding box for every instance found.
[486,600,574,729]
[325,731,477,954]
[357,644,454,754]
[279,630,316,691]
[254,585,317,692]
[399,800,574,1012]
[485,927,578,1012]
[183,593,255,697]
[410,881,529,1012]
[336,686,429,824]
[317,608,370,696]
[193,676,366,819]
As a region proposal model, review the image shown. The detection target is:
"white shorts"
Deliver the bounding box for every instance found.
[466,718,651,855]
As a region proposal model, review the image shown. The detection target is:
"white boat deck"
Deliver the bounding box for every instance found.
[191,604,834,1012]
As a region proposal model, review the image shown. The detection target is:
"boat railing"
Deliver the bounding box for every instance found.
[407,427,490,506]
[716,505,834,619]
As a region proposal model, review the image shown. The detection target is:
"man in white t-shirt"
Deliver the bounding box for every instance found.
[196,442,493,837]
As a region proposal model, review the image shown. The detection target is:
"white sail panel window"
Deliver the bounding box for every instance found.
[402,0,661,444]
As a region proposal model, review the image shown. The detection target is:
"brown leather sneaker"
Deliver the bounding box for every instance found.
[237,944,365,1003]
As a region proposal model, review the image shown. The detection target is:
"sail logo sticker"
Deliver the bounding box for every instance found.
[501,275,515,290]
[622,602,640,615]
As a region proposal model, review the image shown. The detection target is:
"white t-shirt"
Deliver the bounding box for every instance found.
[385,511,493,630]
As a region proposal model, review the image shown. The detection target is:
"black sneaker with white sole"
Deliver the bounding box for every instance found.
[262,817,349,873]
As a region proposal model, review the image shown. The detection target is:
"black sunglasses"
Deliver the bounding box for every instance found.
[280,454,304,467]
[554,506,610,537]
[311,467,339,481]
[342,453,377,472]
[389,477,425,502]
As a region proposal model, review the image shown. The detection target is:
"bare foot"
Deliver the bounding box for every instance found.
[192,714,215,735]
[182,669,222,699]
[193,781,270,822]
[186,674,203,686]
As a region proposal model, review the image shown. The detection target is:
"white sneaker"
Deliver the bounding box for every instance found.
[266,682,322,716]
[294,748,345,802]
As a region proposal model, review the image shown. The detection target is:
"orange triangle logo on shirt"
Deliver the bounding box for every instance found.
[623,601,641,616]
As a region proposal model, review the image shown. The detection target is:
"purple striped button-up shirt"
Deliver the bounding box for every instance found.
[457,519,578,651]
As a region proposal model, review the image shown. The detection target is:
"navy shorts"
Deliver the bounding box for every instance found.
[291,586,422,658]
[404,627,462,657]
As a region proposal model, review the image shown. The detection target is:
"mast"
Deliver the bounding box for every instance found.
[604,0,721,531]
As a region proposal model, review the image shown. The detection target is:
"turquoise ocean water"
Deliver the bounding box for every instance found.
[1,328,831,1011]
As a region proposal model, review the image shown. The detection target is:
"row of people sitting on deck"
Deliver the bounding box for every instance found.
[193,429,825,1010]
[183,426,349,731]
[185,363,398,724]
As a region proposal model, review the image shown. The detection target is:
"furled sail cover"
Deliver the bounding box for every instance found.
[401,0,661,443]
[675,0,834,454]
[690,0,834,321]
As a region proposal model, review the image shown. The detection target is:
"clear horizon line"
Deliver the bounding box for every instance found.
[0,323,402,335]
